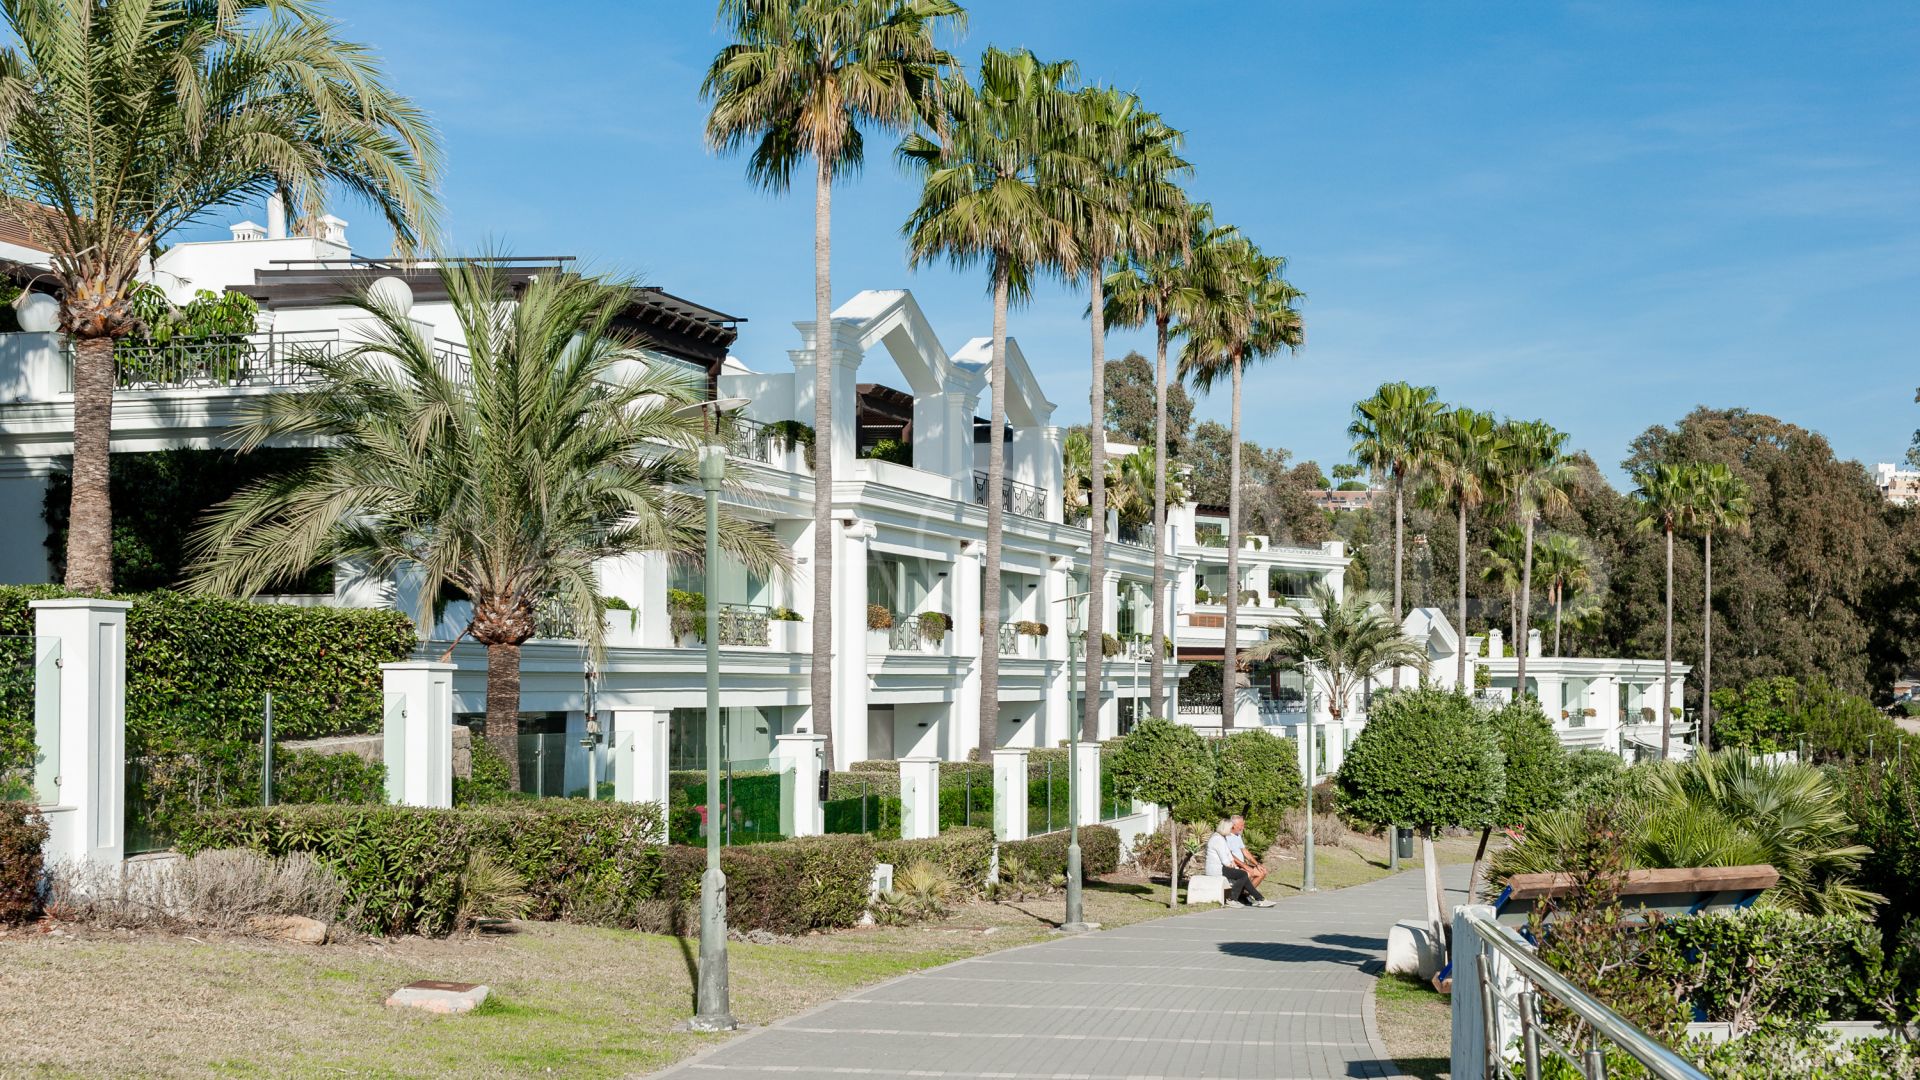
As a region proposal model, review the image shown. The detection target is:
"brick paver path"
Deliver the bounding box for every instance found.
[655,864,1469,1080]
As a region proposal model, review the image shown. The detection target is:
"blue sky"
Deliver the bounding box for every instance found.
[281,1,1920,483]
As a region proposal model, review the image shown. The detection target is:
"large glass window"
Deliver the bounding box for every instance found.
[668,705,785,769]
[672,552,770,607]
[868,555,937,616]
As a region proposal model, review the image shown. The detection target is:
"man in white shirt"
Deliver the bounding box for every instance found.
[1205,820,1272,907]
[1227,815,1270,894]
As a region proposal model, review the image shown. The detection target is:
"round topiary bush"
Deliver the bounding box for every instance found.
[1336,686,1504,836]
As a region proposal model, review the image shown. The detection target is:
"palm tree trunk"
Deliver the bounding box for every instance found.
[1507,590,1517,659]
[1661,524,1674,760]
[485,641,523,792]
[1083,274,1108,743]
[1391,481,1404,689]
[1149,313,1170,716]
[811,156,836,769]
[1553,587,1563,657]
[1701,529,1713,753]
[1516,515,1535,697]
[66,334,117,591]
[980,254,1010,760]
[1456,500,1469,690]
[1223,351,1243,730]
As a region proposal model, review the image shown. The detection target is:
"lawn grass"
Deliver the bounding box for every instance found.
[1374,971,1453,1080]
[1260,828,1481,896]
[0,879,1174,1079]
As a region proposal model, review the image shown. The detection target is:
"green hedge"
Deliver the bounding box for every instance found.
[1653,908,1881,1029]
[877,827,995,893]
[666,769,785,845]
[127,745,387,852]
[657,835,876,934]
[1001,824,1120,881]
[179,801,667,936]
[1,802,46,924]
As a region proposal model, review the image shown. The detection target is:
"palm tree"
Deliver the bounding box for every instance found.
[1065,85,1187,742]
[1424,408,1506,689]
[1178,238,1303,727]
[1632,462,1703,759]
[1106,204,1220,716]
[1348,382,1443,687]
[0,0,440,591]
[183,265,784,787]
[705,0,962,770]
[1061,428,1095,523]
[1246,584,1428,721]
[902,46,1079,759]
[1478,524,1525,649]
[1495,419,1575,694]
[1693,463,1751,752]
[1109,445,1183,533]
[1534,533,1592,657]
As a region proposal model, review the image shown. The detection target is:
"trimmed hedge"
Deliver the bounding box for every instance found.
[1653,908,1881,1031]
[127,744,387,850]
[1,802,46,924]
[180,801,668,936]
[877,827,995,893]
[658,835,877,934]
[1001,824,1120,881]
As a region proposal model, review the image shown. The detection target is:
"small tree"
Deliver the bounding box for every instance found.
[1337,687,1503,944]
[1211,729,1305,845]
[1109,717,1214,909]
[1470,698,1570,896]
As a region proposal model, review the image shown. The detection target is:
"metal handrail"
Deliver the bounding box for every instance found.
[1465,910,1708,1080]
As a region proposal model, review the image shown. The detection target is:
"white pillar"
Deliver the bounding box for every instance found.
[30,598,130,868]
[1072,742,1100,827]
[899,756,940,840]
[381,662,454,808]
[1043,556,1072,748]
[612,708,668,811]
[831,518,874,768]
[774,731,826,837]
[952,540,983,762]
[992,747,1030,841]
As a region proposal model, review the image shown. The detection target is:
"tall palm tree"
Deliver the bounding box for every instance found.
[1495,419,1575,694]
[1632,462,1703,759]
[1246,584,1428,721]
[184,265,783,786]
[1693,462,1751,752]
[1109,445,1183,533]
[1178,239,1303,728]
[1478,523,1525,648]
[1065,85,1187,741]
[1348,382,1443,687]
[0,0,441,592]
[705,0,962,770]
[1424,408,1506,689]
[902,46,1079,760]
[1534,533,1592,657]
[1106,204,1220,716]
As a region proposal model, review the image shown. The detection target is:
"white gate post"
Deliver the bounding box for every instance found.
[775,731,826,837]
[992,747,1029,841]
[1073,741,1102,826]
[380,662,454,807]
[899,756,940,840]
[612,708,669,813]
[30,598,131,867]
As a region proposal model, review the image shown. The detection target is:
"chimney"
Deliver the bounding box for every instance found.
[229,221,265,242]
[317,214,349,247]
[266,193,288,239]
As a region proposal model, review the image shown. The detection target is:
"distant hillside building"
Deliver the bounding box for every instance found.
[1309,487,1379,512]
[1873,463,1920,506]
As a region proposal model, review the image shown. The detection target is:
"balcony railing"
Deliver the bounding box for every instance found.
[997,622,1020,657]
[885,613,950,654]
[971,471,1048,518]
[99,329,475,391]
[714,604,772,647]
[720,416,783,467]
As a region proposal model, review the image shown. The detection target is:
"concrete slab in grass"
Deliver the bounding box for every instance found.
[385,980,490,1015]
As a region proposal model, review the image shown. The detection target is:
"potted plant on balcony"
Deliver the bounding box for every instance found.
[1014,620,1048,637]
[919,611,952,645]
[867,605,895,631]
[1195,587,1212,605]
[1100,632,1122,658]
[668,588,706,645]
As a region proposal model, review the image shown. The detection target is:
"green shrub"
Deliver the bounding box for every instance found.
[454,737,514,805]
[125,741,389,848]
[271,750,385,806]
[877,828,994,893]
[1653,908,1881,1034]
[1210,730,1304,841]
[1711,676,1911,762]
[1108,718,1214,821]
[1565,749,1627,808]
[0,802,46,924]
[1840,756,1920,940]
[936,762,994,830]
[1336,687,1503,834]
[657,835,876,934]
[1489,698,1570,826]
[179,801,668,936]
[1000,824,1119,881]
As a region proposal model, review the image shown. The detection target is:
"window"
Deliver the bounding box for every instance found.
[668,706,784,770]
[672,552,770,607]
[867,555,936,616]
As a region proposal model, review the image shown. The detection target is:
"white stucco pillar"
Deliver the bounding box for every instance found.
[1072,742,1101,827]
[612,708,669,811]
[1527,629,1543,658]
[1535,673,1565,721]
[1043,556,1073,748]
[381,661,454,807]
[775,731,826,837]
[899,756,940,840]
[953,540,984,762]
[830,517,874,768]
[790,320,864,476]
[992,747,1030,841]
[31,598,130,868]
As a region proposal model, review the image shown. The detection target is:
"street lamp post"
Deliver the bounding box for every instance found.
[1301,693,1318,893]
[1054,590,1095,933]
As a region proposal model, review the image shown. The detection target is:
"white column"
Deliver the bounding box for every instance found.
[381,662,454,807]
[612,708,668,811]
[953,540,983,762]
[1536,674,1565,721]
[30,598,130,868]
[1042,556,1073,748]
[831,518,874,768]
[992,747,1030,841]
[774,731,826,837]
[1072,742,1100,827]
[899,756,940,840]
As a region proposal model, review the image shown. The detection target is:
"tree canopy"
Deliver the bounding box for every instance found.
[1488,698,1571,827]
[1108,717,1213,819]
[1335,687,1504,834]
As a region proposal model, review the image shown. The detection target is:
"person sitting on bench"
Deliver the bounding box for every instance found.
[1228,815,1270,893]
[1205,820,1272,907]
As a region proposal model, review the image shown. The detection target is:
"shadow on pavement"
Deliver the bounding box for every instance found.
[1215,940,1378,966]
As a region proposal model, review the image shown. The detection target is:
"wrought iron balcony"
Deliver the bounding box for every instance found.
[99,329,475,392]
[971,471,1048,518]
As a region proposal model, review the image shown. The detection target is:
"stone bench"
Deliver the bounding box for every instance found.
[1186,874,1227,905]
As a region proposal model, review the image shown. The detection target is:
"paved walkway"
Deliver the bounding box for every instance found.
[655,864,1470,1080]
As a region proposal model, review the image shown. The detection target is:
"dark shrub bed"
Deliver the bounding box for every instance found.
[657,834,877,934]
[877,827,995,892]
[1000,824,1119,881]
[1,802,47,924]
